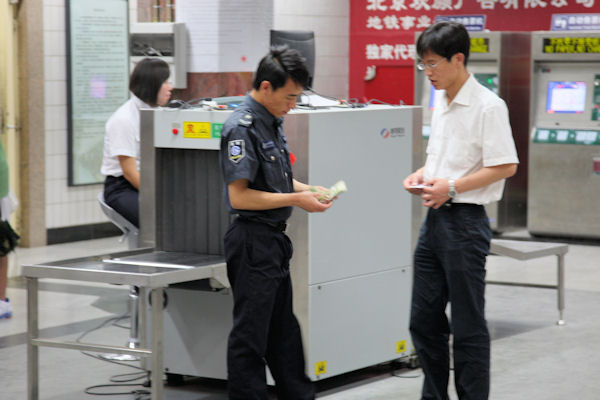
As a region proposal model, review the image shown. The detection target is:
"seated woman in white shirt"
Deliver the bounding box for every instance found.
[100,58,172,227]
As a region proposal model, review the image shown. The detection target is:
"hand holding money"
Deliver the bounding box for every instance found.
[309,180,348,202]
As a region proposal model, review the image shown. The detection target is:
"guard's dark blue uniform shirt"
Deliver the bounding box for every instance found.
[220,94,294,224]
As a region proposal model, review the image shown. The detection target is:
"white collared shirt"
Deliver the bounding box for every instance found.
[100,95,150,177]
[425,74,519,205]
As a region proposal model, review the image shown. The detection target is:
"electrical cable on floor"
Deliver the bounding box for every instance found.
[75,311,152,396]
[109,371,149,383]
[389,359,422,379]
[391,369,422,379]
[84,383,150,397]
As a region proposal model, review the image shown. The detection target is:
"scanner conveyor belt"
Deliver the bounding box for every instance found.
[22,251,228,288]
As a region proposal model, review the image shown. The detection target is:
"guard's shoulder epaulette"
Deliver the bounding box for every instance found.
[238,111,253,127]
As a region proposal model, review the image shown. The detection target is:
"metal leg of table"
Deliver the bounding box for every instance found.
[127,286,140,349]
[150,287,164,400]
[27,277,39,400]
[138,286,148,372]
[557,254,565,326]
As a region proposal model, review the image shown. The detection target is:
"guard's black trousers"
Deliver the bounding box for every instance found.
[410,203,492,400]
[224,218,314,400]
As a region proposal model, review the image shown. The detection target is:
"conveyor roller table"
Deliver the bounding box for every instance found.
[23,251,226,400]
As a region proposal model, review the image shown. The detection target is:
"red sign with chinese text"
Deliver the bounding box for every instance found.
[350,0,596,104]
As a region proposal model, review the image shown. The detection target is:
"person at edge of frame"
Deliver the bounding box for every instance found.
[219,45,335,400]
[403,21,519,400]
[100,58,172,228]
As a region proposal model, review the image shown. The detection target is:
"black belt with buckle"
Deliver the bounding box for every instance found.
[442,200,482,208]
[236,216,287,232]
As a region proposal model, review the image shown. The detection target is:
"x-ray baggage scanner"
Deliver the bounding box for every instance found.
[136,104,422,382]
[527,31,600,239]
[415,31,531,231]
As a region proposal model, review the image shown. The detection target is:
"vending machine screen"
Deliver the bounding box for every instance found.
[546,81,586,114]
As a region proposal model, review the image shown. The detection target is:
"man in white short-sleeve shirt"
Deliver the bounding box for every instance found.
[403,22,518,400]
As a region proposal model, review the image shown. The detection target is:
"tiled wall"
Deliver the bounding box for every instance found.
[43,0,107,229]
[41,0,350,230]
[274,0,349,99]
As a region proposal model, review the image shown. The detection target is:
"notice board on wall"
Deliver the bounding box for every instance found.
[67,0,129,185]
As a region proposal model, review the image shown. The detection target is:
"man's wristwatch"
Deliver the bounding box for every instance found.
[448,179,457,198]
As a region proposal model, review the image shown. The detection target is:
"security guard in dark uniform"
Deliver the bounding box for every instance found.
[220,47,333,400]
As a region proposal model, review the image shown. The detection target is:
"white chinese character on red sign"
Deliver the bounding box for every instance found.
[524,0,547,7]
[499,0,518,8]
[380,44,395,59]
[408,44,416,59]
[366,44,381,59]
[432,0,454,10]
[390,0,408,10]
[410,0,431,10]
[416,15,432,28]
[477,0,497,9]
[384,15,401,29]
[400,15,417,29]
[367,0,388,11]
[576,0,594,7]
[394,44,409,59]
[550,0,568,6]
[367,16,384,30]
[454,0,463,8]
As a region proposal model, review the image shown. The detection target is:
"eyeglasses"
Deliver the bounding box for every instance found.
[416,58,446,71]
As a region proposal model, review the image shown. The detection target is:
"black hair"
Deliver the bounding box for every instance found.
[252,45,310,90]
[416,21,470,67]
[129,58,170,106]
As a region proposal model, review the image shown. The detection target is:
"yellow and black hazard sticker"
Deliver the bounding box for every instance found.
[396,340,407,354]
[183,121,211,139]
[315,360,327,376]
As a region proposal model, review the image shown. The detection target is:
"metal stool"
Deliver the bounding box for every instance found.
[98,193,141,359]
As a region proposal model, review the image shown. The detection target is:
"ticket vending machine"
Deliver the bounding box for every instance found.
[527,31,600,239]
[414,31,531,231]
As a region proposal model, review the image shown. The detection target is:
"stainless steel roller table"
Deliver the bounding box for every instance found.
[23,251,227,400]
[488,239,568,325]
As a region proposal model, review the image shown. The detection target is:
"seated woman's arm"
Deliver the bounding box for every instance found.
[118,155,140,189]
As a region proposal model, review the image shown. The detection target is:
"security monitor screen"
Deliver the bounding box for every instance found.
[546,81,586,114]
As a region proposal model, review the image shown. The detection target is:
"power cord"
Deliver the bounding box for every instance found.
[165,97,213,110]
[76,312,152,396]
[301,88,403,108]
[367,98,395,106]
[85,383,150,397]
[390,359,422,379]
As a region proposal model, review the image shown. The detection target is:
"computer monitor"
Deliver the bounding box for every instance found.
[546,81,586,114]
[270,30,315,88]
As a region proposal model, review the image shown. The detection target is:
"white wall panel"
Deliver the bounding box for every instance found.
[43,0,107,229]
[273,0,349,99]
